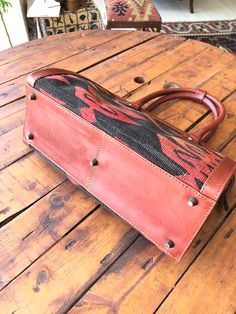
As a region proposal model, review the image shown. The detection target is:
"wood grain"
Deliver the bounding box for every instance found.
[0,30,132,85]
[82,39,208,95]
[0,30,157,107]
[53,31,162,72]
[0,98,25,135]
[0,153,64,223]
[0,181,97,290]
[157,210,236,314]
[0,30,95,66]
[0,208,138,314]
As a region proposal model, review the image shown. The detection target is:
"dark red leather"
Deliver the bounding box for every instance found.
[200,157,236,200]
[27,68,76,87]
[23,68,236,261]
[134,88,226,143]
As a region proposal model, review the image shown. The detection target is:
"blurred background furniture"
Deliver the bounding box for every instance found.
[179,0,194,13]
[105,0,161,31]
[27,0,102,39]
[190,0,194,13]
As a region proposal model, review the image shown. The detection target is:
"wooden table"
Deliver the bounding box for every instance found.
[0,30,235,314]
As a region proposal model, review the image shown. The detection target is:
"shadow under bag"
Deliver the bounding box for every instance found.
[23,68,236,261]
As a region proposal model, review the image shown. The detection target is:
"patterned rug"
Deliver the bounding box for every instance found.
[161,20,236,36]
[161,20,236,54]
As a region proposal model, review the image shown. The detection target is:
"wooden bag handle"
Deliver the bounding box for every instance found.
[134,88,225,143]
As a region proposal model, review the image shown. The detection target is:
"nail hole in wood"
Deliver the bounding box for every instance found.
[134,76,145,84]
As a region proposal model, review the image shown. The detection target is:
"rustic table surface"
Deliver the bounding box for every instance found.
[0,30,235,314]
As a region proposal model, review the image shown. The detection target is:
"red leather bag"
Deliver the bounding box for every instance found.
[23,68,236,261]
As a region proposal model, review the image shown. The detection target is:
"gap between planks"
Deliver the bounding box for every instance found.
[0,30,99,67]
[0,30,160,88]
[0,32,169,108]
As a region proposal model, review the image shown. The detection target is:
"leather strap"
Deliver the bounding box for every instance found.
[134,88,225,143]
[27,68,76,87]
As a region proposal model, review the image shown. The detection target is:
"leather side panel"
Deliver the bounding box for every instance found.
[24,85,102,187]
[201,157,236,201]
[90,135,216,261]
[24,84,218,261]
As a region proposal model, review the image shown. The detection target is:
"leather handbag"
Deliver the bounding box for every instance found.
[23,68,236,261]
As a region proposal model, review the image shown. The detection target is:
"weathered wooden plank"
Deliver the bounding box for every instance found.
[82,39,208,94]
[0,208,138,313]
[0,124,30,170]
[0,181,97,290]
[223,136,236,160]
[0,153,65,223]
[0,76,25,107]
[156,210,236,314]
[110,44,233,97]
[0,30,97,66]
[52,31,163,72]
[128,57,236,131]
[80,34,185,85]
[0,30,133,85]
[69,142,236,314]
[0,31,157,107]
[0,98,25,135]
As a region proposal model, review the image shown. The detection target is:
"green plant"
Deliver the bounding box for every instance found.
[0,0,11,14]
[0,0,12,47]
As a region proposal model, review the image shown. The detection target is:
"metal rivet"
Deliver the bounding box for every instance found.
[27,133,34,140]
[90,158,98,166]
[28,93,36,100]
[188,197,198,207]
[165,239,175,249]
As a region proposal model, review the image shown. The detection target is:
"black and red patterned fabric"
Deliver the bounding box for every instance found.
[35,74,223,191]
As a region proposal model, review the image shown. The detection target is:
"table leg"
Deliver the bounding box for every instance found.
[190,0,194,13]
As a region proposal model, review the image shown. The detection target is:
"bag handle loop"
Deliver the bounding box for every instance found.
[134,88,225,143]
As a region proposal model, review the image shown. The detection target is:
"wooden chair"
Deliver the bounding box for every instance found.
[190,0,194,13]
[180,0,194,13]
[105,0,162,31]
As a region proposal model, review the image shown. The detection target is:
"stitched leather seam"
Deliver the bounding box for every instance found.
[29,85,215,203]
[201,158,236,199]
[23,87,30,144]
[201,158,224,193]
[87,131,105,189]
[177,199,216,261]
[214,164,236,199]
